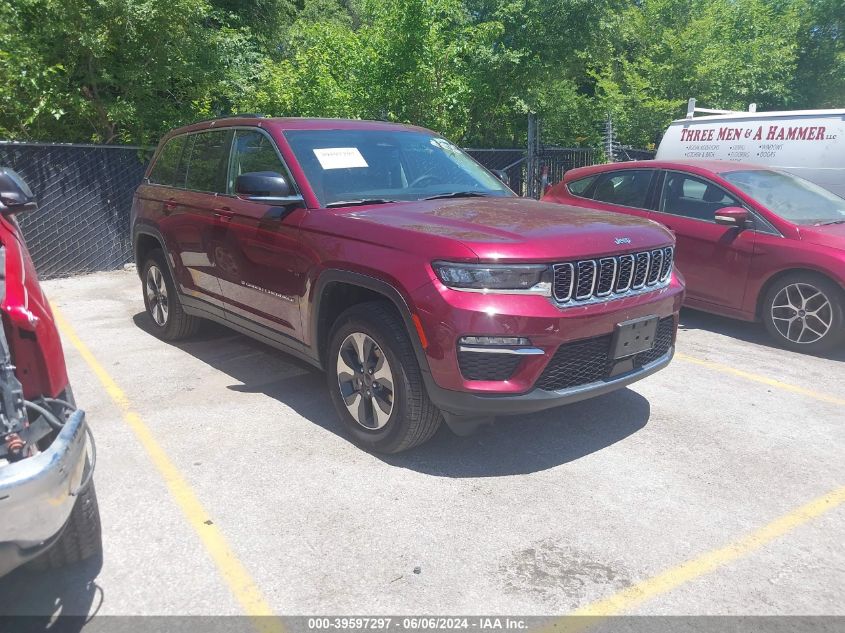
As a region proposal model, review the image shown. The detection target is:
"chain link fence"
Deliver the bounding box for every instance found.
[464,149,529,195]
[535,147,600,192]
[466,147,605,196]
[614,147,657,162]
[0,142,150,279]
[0,140,650,279]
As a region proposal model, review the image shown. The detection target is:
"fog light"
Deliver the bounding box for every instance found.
[459,336,531,346]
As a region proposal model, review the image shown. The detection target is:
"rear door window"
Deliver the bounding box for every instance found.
[659,172,741,221]
[591,170,654,208]
[184,130,232,193]
[148,136,186,187]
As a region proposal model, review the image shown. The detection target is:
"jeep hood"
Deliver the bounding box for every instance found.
[341,197,673,261]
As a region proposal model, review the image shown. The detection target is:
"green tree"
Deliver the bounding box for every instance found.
[595,0,802,147]
[243,12,370,119]
[0,0,840,150]
[0,0,266,143]
[792,0,845,108]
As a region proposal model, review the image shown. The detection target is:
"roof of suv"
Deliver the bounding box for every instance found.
[563,159,769,181]
[165,116,432,139]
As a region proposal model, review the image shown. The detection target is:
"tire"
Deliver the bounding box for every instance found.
[326,301,442,453]
[28,480,102,570]
[762,272,845,353]
[142,248,199,340]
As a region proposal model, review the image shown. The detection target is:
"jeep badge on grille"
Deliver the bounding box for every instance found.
[615,237,632,245]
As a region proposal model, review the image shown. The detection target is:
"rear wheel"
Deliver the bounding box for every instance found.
[326,302,442,453]
[762,272,845,353]
[142,249,199,340]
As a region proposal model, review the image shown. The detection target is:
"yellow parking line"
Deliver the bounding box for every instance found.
[52,305,282,632]
[538,485,845,632]
[676,352,845,406]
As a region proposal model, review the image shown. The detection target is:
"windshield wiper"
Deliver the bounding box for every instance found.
[325,198,398,208]
[423,191,493,201]
[814,219,845,226]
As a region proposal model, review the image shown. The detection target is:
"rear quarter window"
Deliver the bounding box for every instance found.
[567,175,597,197]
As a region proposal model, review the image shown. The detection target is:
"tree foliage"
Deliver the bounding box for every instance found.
[0,0,842,147]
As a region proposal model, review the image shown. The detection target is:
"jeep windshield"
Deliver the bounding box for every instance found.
[722,169,845,225]
[284,129,513,207]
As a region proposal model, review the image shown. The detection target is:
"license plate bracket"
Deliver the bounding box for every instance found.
[611,316,659,359]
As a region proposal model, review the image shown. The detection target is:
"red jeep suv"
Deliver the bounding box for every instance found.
[131,117,684,452]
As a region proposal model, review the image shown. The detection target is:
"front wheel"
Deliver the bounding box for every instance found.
[762,273,845,353]
[326,302,442,453]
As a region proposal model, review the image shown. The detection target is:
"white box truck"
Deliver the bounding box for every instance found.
[656,99,845,197]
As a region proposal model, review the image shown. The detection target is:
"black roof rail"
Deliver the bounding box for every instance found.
[189,113,265,126]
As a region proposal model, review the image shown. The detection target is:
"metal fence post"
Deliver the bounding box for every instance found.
[604,113,615,163]
[527,112,539,198]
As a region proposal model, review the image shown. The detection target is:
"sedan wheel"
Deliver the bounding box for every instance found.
[770,282,832,345]
[763,273,845,353]
[145,264,169,327]
[336,332,395,430]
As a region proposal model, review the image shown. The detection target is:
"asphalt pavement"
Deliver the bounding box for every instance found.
[0,269,842,621]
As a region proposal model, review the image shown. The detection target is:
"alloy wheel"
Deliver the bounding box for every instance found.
[770,282,832,345]
[145,264,170,327]
[336,332,395,430]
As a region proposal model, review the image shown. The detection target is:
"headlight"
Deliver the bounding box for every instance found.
[432,261,551,295]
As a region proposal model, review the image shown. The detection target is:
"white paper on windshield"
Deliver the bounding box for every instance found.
[430,137,454,151]
[313,147,368,170]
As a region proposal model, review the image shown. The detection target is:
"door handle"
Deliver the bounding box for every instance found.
[163,198,177,213]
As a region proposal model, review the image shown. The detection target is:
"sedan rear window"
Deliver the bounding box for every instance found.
[591,170,654,208]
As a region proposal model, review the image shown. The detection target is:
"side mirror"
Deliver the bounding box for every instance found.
[714,206,749,228]
[235,171,301,203]
[0,168,38,216]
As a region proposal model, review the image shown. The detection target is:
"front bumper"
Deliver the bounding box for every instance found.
[414,272,684,399]
[0,409,88,576]
[425,347,673,419]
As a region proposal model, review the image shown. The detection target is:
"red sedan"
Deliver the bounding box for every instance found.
[544,160,845,352]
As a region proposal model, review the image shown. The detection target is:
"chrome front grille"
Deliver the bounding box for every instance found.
[576,260,596,299]
[553,247,673,304]
[596,258,616,296]
[633,252,650,289]
[615,254,634,292]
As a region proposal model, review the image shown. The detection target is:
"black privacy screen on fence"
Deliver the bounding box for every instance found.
[0,142,149,278]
